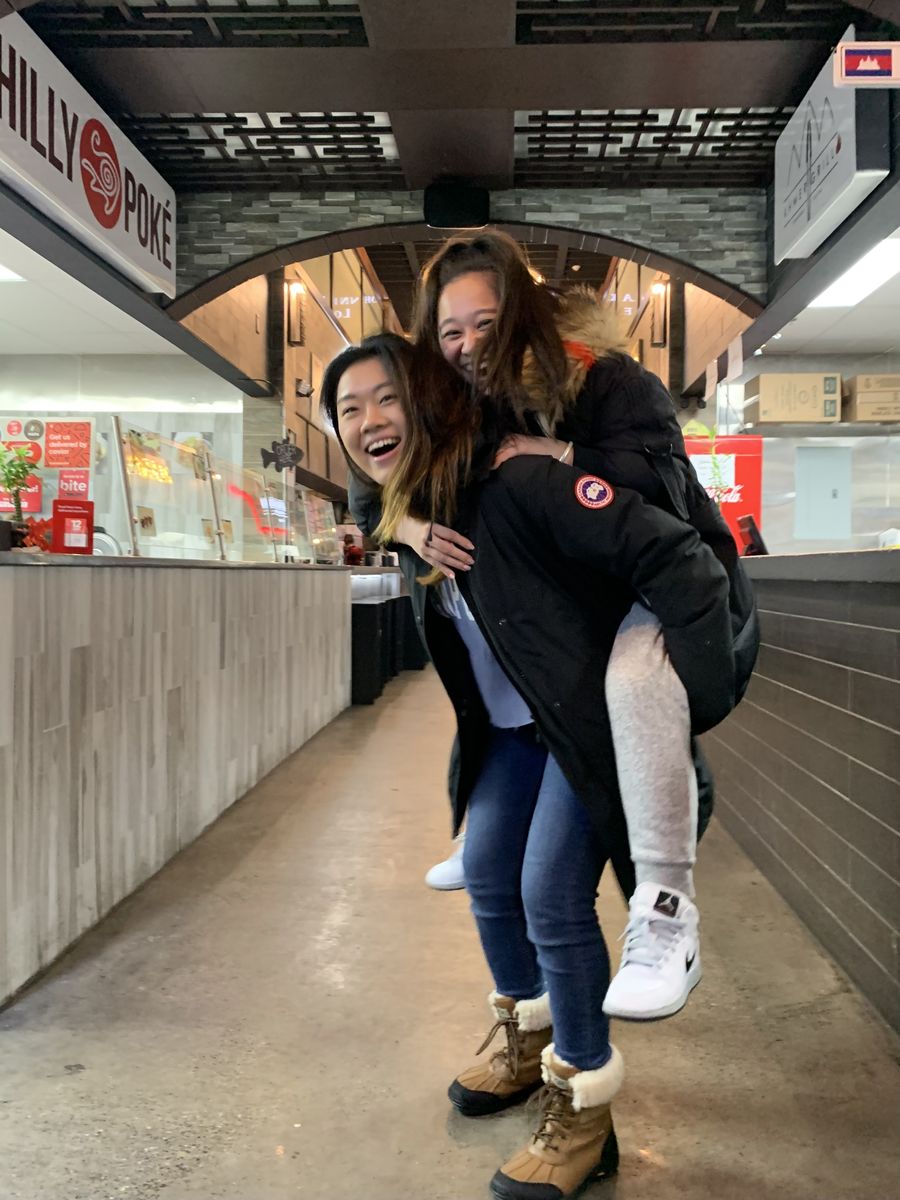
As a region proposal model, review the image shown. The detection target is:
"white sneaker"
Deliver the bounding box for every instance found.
[602,882,701,1020]
[424,835,466,891]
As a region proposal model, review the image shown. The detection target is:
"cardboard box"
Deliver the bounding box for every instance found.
[842,375,900,422]
[743,373,841,424]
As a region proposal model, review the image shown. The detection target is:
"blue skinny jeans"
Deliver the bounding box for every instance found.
[462,725,612,1070]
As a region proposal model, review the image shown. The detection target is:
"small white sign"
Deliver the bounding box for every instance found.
[0,14,175,296]
[834,41,900,87]
[704,361,718,403]
[774,24,888,264]
[726,335,743,382]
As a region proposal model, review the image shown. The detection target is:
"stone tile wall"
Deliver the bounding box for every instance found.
[176,188,768,302]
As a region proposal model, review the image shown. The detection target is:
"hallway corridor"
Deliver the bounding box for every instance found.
[1,669,898,1200]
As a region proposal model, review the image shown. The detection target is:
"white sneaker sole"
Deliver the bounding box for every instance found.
[425,877,466,891]
[603,957,702,1021]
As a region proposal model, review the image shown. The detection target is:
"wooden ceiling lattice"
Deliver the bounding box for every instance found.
[25,0,368,49]
[516,1,856,44]
[514,108,793,187]
[117,112,402,189]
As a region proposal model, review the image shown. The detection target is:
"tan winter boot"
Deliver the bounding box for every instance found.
[448,992,553,1117]
[489,1043,623,1199]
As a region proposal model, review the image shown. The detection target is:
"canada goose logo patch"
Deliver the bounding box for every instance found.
[574,475,615,510]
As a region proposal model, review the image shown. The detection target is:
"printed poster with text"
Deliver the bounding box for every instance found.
[684,435,763,551]
[1,416,95,513]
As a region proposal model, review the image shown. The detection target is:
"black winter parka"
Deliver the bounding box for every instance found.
[391,444,734,845]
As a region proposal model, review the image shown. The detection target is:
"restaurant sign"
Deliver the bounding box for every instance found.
[773,25,889,265]
[0,13,175,296]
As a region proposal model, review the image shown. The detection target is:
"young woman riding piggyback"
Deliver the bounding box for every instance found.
[349,232,759,1020]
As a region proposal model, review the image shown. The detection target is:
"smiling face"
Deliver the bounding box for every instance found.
[335,355,407,486]
[436,270,499,385]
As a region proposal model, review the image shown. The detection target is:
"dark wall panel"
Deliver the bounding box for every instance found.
[703,576,900,1033]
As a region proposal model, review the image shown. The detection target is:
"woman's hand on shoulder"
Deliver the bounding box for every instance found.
[492,434,571,469]
[395,515,475,579]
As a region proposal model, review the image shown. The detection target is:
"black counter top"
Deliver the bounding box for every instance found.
[743,549,899,584]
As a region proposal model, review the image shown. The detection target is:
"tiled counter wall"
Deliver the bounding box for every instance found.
[0,562,351,1004]
[703,564,900,1032]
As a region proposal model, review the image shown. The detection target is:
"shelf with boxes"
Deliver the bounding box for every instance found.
[739,372,900,430]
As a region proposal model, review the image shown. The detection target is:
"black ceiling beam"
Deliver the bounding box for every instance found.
[62,41,836,113]
[390,109,514,188]
[357,0,514,50]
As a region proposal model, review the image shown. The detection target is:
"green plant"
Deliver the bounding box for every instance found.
[0,445,36,523]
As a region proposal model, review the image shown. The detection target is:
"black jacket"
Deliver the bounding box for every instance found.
[393,449,734,845]
[553,351,759,699]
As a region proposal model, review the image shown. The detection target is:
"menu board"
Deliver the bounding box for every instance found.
[1,416,95,514]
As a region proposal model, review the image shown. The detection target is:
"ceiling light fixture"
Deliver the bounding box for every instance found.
[0,264,25,282]
[808,234,900,308]
[570,263,581,272]
[650,281,667,296]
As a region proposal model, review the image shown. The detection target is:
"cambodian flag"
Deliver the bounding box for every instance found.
[844,48,894,76]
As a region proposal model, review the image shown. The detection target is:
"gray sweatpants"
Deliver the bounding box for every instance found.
[605,602,697,898]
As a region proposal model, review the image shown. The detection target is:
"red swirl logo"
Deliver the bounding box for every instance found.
[80,119,122,229]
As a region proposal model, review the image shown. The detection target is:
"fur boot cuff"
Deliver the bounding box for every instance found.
[541,1043,625,1112]
[514,993,552,1033]
[488,991,552,1032]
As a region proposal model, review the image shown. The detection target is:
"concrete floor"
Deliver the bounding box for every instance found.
[1,668,899,1200]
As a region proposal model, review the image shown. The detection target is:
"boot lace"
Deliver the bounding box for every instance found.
[529,1082,575,1152]
[619,910,685,968]
[476,1013,521,1076]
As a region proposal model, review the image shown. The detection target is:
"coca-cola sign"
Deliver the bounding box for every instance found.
[0,13,175,296]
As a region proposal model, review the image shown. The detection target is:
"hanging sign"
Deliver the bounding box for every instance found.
[685,435,763,552]
[834,42,900,87]
[260,438,304,472]
[0,14,175,296]
[774,24,889,264]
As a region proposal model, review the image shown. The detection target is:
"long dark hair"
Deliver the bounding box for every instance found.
[321,333,479,549]
[413,230,569,424]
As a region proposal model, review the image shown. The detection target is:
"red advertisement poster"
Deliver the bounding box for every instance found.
[2,439,43,464]
[45,421,93,468]
[684,435,764,551]
[0,475,42,513]
[58,468,91,498]
[51,499,94,555]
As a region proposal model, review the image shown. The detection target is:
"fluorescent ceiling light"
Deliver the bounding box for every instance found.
[0,263,25,282]
[808,236,900,308]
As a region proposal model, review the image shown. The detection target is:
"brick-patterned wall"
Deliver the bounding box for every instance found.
[176,188,768,302]
[703,565,900,1032]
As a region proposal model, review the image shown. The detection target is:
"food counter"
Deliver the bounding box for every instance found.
[0,554,351,1005]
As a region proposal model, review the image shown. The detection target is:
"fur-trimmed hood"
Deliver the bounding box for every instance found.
[522,286,628,427]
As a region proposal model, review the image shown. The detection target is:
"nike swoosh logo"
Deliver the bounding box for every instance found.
[686,953,696,972]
